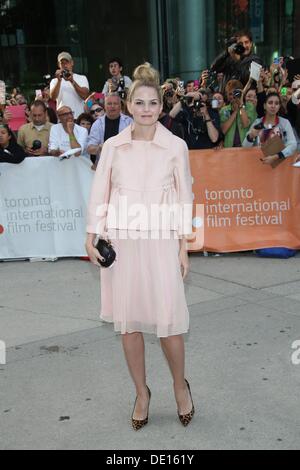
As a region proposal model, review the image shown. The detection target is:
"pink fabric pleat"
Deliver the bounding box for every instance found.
[100,230,189,338]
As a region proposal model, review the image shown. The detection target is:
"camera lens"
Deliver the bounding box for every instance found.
[233,89,242,99]
[234,43,246,55]
[62,70,71,79]
[32,140,42,150]
[118,91,126,100]
[181,96,193,106]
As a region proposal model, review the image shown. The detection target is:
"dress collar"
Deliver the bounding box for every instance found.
[111,122,170,149]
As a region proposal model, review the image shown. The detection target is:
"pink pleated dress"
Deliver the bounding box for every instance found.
[87,123,193,338]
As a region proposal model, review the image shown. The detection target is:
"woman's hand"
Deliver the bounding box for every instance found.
[4,109,12,122]
[263,70,272,87]
[179,246,190,280]
[231,99,240,112]
[85,242,102,267]
[86,233,104,267]
[261,154,280,166]
[249,127,261,140]
[200,70,209,87]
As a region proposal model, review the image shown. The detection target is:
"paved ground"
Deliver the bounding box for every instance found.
[0,253,300,450]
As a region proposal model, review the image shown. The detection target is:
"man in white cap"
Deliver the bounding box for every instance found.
[50,52,90,118]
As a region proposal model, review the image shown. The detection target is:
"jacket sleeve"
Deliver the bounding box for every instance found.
[210,109,222,142]
[48,125,59,151]
[282,119,297,158]
[87,119,103,147]
[242,119,260,147]
[210,51,233,74]
[0,145,26,164]
[173,139,193,236]
[86,141,113,235]
[245,102,257,128]
[102,81,109,95]
[287,99,298,128]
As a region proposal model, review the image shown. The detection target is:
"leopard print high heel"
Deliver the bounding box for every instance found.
[131,386,151,431]
[178,379,195,427]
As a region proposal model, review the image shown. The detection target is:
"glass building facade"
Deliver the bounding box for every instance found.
[0,0,299,92]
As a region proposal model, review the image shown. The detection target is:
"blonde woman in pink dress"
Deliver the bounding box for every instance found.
[86,63,194,430]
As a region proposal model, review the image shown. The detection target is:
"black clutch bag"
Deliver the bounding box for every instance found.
[95,238,116,268]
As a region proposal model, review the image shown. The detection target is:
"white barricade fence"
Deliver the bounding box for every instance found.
[0,156,94,259]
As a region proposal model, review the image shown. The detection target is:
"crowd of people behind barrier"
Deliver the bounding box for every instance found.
[1,29,300,169]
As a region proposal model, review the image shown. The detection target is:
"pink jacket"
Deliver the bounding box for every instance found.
[87,122,193,236]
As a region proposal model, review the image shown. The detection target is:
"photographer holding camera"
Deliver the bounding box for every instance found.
[102,58,132,97]
[17,100,52,156]
[50,52,90,119]
[159,83,184,138]
[169,89,221,149]
[220,80,257,148]
[211,30,263,88]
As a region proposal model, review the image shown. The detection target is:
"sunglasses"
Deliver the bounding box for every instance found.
[91,108,103,114]
[58,111,74,118]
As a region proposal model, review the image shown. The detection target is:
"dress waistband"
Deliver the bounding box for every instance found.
[111,184,176,193]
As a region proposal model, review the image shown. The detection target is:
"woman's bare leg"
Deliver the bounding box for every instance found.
[122,332,150,419]
[160,335,193,415]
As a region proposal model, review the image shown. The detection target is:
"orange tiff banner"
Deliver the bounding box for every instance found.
[189,147,300,252]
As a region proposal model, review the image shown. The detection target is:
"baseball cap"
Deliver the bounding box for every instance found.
[57,52,73,63]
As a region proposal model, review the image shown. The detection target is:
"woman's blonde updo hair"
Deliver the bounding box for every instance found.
[128,62,163,103]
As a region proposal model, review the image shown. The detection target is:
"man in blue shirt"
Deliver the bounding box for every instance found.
[87,93,133,164]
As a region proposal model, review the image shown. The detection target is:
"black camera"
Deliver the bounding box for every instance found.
[164,90,175,99]
[119,77,125,90]
[118,90,127,100]
[61,69,71,80]
[113,77,126,99]
[31,140,42,151]
[119,77,126,99]
[181,96,194,106]
[112,76,125,91]
[226,37,246,56]
[254,122,264,130]
[234,43,246,55]
[43,74,51,85]
[233,89,243,99]
[194,100,205,111]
